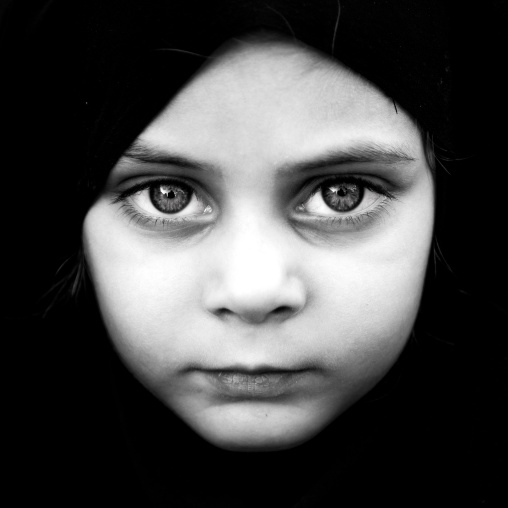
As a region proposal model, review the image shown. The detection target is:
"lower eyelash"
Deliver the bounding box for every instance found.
[301,198,394,229]
[118,202,201,229]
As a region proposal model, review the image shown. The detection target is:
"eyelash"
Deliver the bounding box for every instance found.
[295,176,396,227]
[111,176,397,231]
[112,178,211,229]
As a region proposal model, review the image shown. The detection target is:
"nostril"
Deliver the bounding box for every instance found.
[205,278,307,324]
[272,306,294,316]
[204,264,307,325]
[215,308,233,319]
[213,305,297,323]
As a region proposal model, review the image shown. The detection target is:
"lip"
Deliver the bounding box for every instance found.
[201,368,312,399]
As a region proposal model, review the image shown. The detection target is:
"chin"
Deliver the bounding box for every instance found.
[184,402,330,452]
[200,426,315,453]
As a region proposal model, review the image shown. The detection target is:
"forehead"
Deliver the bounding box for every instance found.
[142,39,421,160]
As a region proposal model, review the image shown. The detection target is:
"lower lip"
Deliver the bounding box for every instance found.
[202,370,310,399]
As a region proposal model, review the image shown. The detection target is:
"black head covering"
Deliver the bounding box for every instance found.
[83,0,452,200]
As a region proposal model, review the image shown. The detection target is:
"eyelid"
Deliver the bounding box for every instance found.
[296,174,396,208]
[110,176,216,233]
[111,176,204,204]
[289,174,399,234]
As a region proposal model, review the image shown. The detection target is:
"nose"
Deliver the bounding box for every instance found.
[203,223,306,325]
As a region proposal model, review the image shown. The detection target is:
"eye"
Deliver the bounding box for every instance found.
[296,176,387,217]
[113,178,213,228]
[133,180,212,217]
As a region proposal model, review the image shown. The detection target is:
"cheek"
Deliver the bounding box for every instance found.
[82,204,205,379]
[308,198,433,383]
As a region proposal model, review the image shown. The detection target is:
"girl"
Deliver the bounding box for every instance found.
[2,0,506,506]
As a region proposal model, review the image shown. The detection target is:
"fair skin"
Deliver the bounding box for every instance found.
[83,39,434,452]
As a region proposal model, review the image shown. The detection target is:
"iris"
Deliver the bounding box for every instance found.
[150,183,191,213]
[322,182,362,212]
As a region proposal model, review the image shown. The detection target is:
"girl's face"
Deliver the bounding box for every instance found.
[83,40,434,451]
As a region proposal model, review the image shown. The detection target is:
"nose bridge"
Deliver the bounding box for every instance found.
[228,219,285,291]
[204,217,306,324]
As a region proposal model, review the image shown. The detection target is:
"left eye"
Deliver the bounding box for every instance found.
[298,178,382,216]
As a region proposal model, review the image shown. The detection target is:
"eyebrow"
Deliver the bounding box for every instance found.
[123,139,220,171]
[277,144,416,174]
[123,139,416,173]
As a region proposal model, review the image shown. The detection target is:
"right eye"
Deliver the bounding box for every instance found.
[115,179,213,220]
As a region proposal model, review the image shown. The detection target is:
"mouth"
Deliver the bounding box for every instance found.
[200,367,314,399]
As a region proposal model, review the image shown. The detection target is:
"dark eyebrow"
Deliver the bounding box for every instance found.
[123,139,416,173]
[277,143,416,174]
[123,139,219,171]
